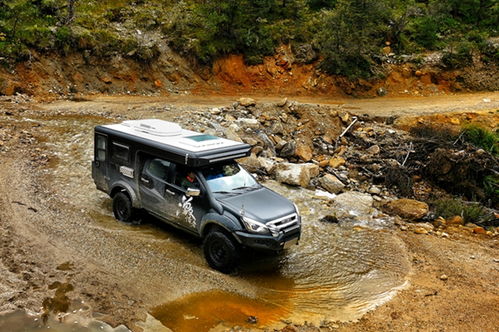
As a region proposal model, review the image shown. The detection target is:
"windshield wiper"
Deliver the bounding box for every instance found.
[212,190,234,194]
[231,184,259,191]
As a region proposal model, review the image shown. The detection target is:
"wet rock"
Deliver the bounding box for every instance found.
[319,174,345,194]
[279,141,296,158]
[275,162,317,187]
[329,156,346,168]
[332,191,375,220]
[295,142,313,161]
[383,199,429,220]
[238,97,256,107]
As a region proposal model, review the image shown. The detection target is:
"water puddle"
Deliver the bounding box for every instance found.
[151,182,410,330]
[151,290,288,331]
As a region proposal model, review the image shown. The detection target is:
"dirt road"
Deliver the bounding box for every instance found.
[0,93,498,331]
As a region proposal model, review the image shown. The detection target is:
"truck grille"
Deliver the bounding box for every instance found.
[267,213,300,235]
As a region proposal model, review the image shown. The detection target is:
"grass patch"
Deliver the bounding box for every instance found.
[462,125,499,155]
[432,198,495,225]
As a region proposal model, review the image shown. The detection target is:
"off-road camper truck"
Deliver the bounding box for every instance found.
[92,119,301,273]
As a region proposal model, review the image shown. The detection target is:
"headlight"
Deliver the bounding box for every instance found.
[241,216,269,234]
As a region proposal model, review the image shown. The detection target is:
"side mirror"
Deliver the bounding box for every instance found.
[186,188,201,197]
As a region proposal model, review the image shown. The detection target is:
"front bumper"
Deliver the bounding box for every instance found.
[233,228,301,251]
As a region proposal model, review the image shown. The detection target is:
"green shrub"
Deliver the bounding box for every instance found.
[483,175,499,205]
[462,125,499,155]
[442,41,473,69]
[18,26,54,51]
[432,198,491,224]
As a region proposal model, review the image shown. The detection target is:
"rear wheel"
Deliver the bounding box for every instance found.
[112,192,135,223]
[203,230,239,274]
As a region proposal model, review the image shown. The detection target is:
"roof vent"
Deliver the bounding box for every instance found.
[122,119,182,137]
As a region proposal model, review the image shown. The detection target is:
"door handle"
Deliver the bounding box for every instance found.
[140,177,150,184]
[165,189,175,196]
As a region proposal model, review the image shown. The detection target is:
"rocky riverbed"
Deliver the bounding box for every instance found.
[0,93,498,331]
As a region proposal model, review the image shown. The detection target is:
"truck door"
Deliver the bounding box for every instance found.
[92,134,109,192]
[139,158,177,221]
[168,166,207,233]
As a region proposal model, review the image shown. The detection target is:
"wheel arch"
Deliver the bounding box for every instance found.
[110,181,141,208]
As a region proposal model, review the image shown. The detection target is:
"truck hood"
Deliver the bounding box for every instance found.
[217,187,295,223]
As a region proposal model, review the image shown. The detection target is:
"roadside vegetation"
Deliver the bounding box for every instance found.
[0,0,498,77]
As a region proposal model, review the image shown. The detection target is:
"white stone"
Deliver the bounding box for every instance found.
[275,162,317,187]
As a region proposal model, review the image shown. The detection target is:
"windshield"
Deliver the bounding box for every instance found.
[201,162,259,193]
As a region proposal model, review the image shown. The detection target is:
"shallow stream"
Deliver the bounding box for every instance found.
[2,109,411,331]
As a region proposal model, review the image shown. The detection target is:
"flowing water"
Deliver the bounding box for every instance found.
[2,110,411,331]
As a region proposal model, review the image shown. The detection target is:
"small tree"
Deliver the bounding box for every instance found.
[318,0,391,78]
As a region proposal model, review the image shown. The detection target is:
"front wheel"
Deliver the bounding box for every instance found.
[203,230,239,274]
[112,192,135,223]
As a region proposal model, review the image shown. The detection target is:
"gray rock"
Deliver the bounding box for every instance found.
[237,118,259,129]
[293,43,318,64]
[319,174,345,194]
[332,191,375,220]
[279,140,296,158]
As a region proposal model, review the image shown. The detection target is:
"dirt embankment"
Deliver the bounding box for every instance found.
[1,45,498,99]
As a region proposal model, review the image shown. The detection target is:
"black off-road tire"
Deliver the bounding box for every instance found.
[203,230,239,274]
[112,192,135,223]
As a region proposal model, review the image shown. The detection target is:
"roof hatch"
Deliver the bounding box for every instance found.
[122,119,182,137]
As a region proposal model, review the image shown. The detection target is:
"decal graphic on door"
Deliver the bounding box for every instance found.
[177,195,196,228]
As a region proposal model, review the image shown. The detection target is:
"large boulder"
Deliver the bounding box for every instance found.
[332,191,375,220]
[319,174,345,194]
[275,162,318,187]
[383,198,429,220]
